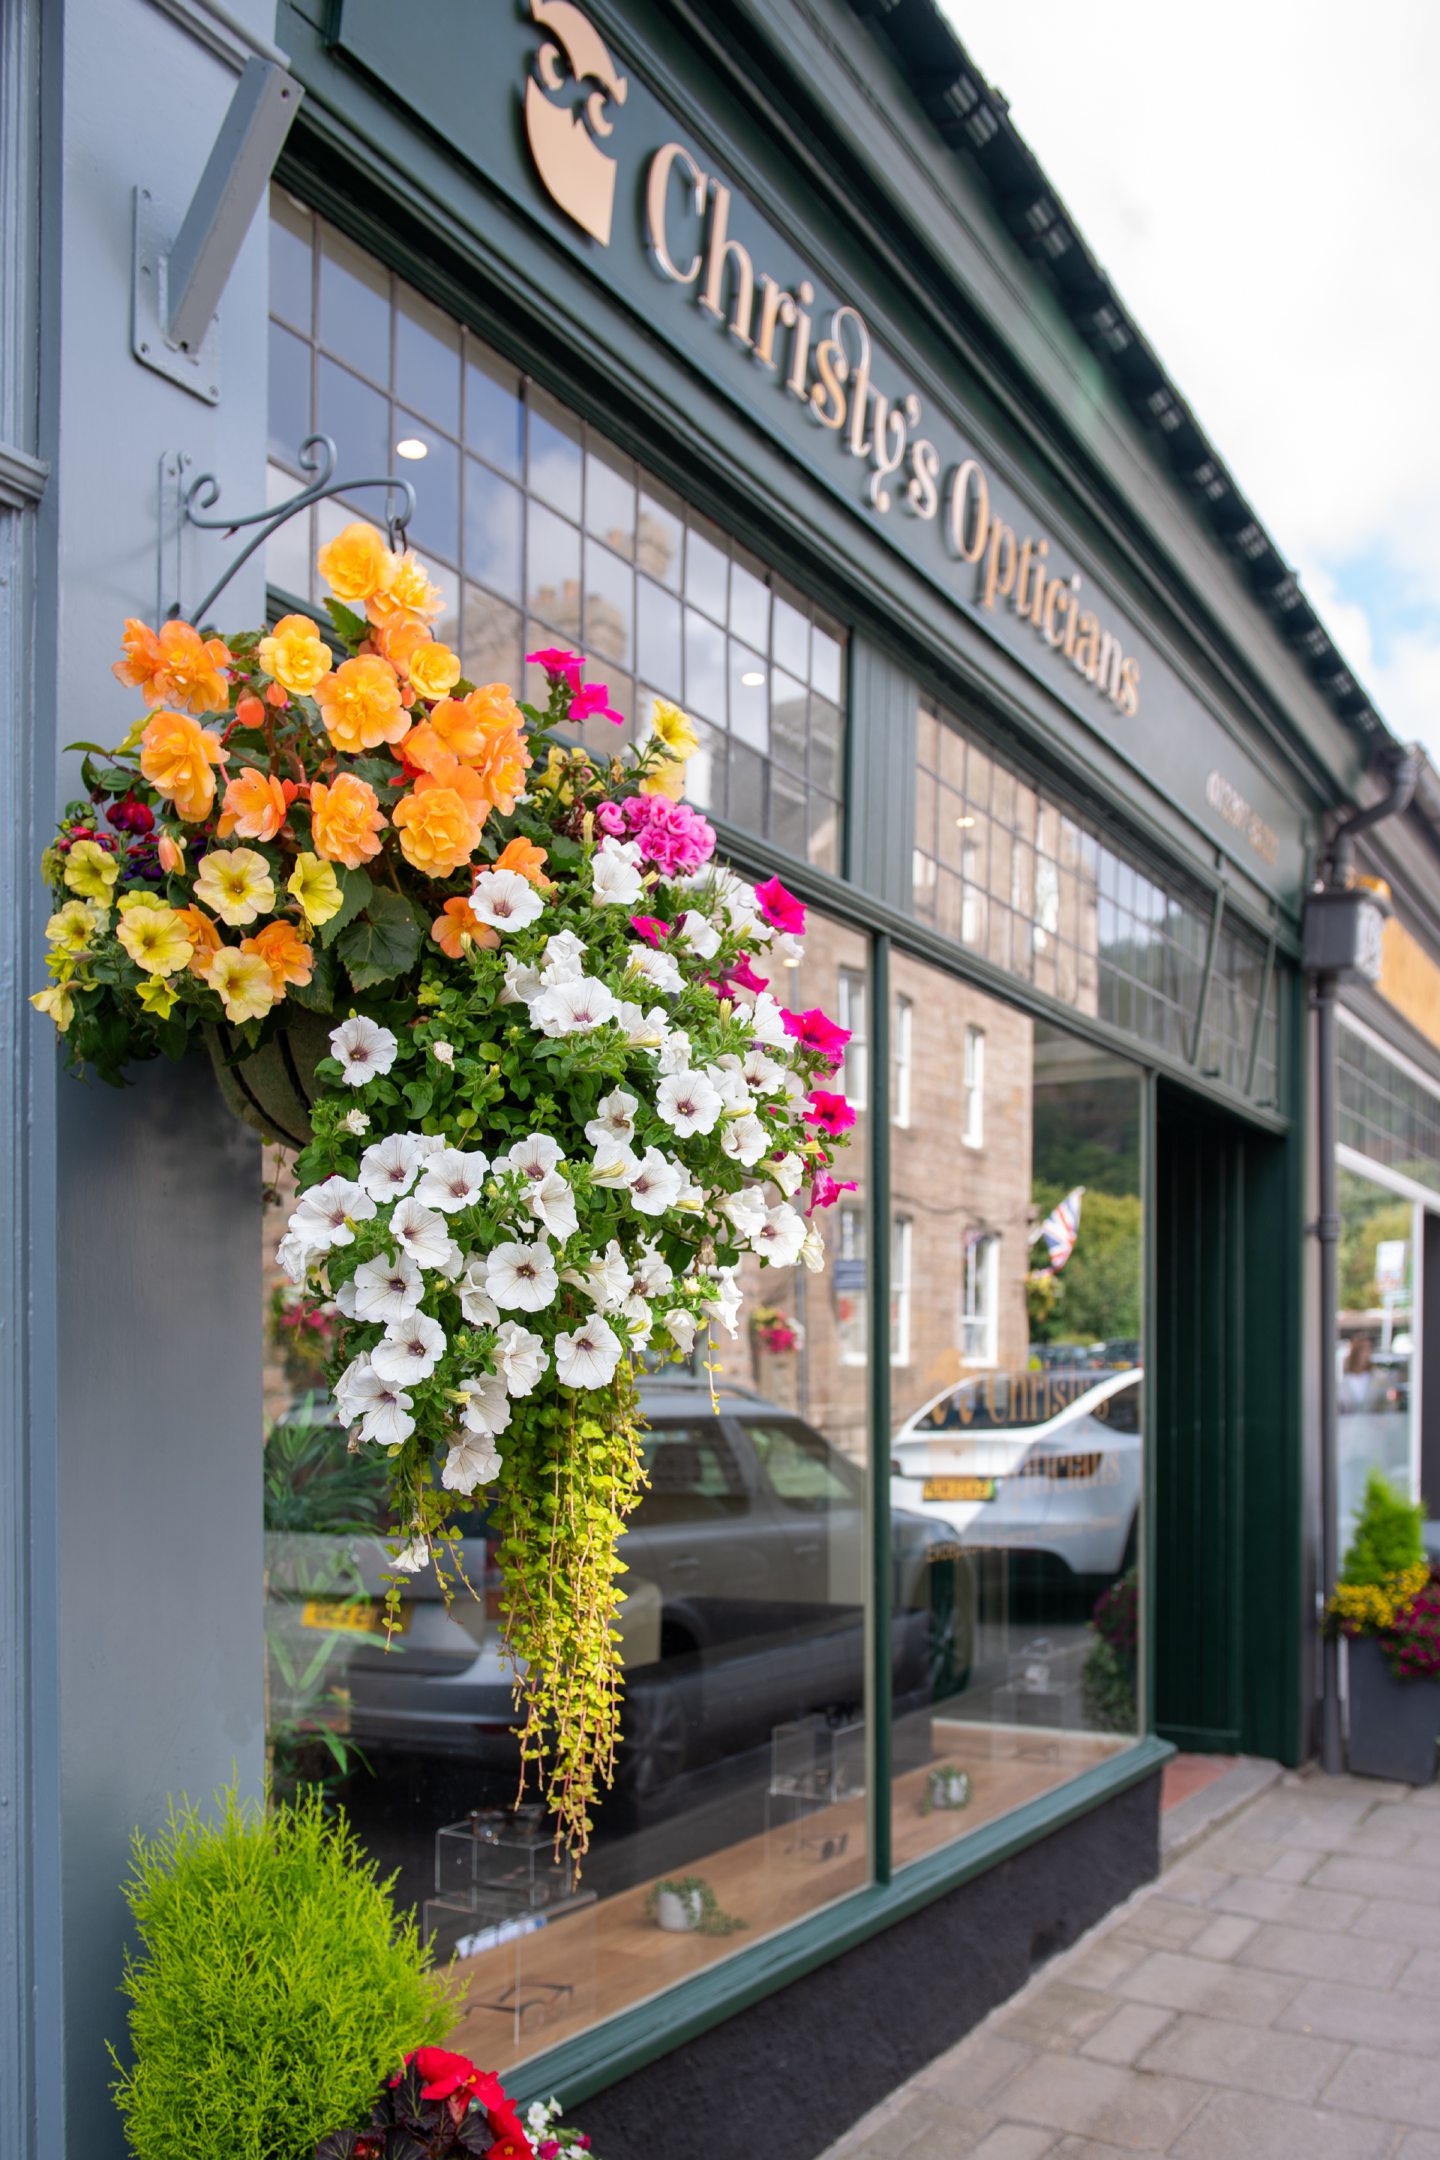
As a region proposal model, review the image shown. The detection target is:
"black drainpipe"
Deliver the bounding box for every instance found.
[1312,745,1421,1774]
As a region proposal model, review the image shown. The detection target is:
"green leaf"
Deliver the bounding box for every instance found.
[335,887,422,992]
[316,866,376,948]
[324,598,369,649]
[403,1079,434,1120]
[287,943,341,1013]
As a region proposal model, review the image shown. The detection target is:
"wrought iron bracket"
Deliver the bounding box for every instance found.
[163,434,416,627]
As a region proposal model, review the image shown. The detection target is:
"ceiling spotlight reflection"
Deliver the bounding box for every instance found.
[395,437,429,460]
[955,814,976,828]
[740,670,766,688]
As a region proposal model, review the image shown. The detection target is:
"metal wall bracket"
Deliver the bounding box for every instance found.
[131,56,302,405]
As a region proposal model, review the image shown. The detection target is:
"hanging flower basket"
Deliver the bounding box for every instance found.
[33,521,855,1861]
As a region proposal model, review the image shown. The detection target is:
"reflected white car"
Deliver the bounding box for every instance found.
[890,1366,1142,1580]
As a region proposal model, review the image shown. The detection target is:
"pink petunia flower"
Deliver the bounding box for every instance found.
[805,1089,856,1135]
[725,952,770,995]
[526,647,585,694]
[570,681,625,727]
[755,874,806,936]
[808,1172,858,1213]
[630,914,673,946]
[782,1006,851,1067]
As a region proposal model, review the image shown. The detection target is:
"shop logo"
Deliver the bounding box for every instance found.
[524,0,628,247]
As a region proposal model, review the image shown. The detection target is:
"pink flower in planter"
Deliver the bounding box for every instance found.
[805,1089,856,1135]
[755,874,806,935]
[781,1005,850,1067]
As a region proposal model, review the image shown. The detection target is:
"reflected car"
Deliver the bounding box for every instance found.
[889,1366,1141,1581]
[264,1377,971,1815]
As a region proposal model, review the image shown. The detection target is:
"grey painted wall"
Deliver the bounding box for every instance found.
[27,1,278,2151]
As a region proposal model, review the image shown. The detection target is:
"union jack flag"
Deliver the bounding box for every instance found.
[1033,1186,1085,1273]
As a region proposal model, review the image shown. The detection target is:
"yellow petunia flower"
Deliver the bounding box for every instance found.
[639,757,686,801]
[287,851,343,928]
[208,946,277,1024]
[45,901,98,955]
[136,976,180,1019]
[192,846,277,928]
[31,983,75,1032]
[117,890,167,913]
[116,904,194,977]
[63,839,119,900]
[651,698,699,762]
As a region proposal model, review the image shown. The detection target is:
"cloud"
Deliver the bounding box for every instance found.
[941,0,1440,754]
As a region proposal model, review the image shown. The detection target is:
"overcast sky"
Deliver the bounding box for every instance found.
[942,0,1440,765]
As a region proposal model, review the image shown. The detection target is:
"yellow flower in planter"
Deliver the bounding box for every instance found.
[317,520,397,604]
[406,640,463,703]
[193,847,277,928]
[136,977,179,1019]
[208,947,276,1024]
[365,547,443,630]
[651,698,699,761]
[639,757,685,801]
[287,851,343,928]
[314,654,407,756]
[62,839,118,900]
[116,905,194,977]
[257,613,331,699]
[30,982,75,1032]
[45,900,99,955]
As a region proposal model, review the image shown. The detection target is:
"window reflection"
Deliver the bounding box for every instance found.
[1336,1167,1417,1552]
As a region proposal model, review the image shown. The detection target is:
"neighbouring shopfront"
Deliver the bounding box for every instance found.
[13,4,1439,2159]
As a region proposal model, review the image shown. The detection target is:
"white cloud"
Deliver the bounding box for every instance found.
[941,0,1440,756]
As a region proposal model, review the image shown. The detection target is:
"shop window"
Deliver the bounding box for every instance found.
[888,954,1146,1874]
[1335,1165,1420,1553]
[963,1025,985,1148]
[837,967,868,1109]
[1339,1020,1440,1192]
[892,1217,913,1366]
[266,191,846,870]
[836,1203,868,1367]
[892,994,914,1128]
[960,1231,998,1365]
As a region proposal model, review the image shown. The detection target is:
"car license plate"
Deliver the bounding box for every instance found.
[300,1598,404,1635]
[923,1475,996,1502]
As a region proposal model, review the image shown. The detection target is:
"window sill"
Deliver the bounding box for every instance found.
[509,1733,1172,2111]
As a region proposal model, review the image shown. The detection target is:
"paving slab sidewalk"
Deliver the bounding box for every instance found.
[822,1771,1440,2160]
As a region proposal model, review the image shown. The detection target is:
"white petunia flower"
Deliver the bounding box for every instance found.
[656,1028,693,1076]
[702,1266,744,1336]
[752,1202,807,1268]
[456,1257,500,1326]
[435,1237,466,1281]
[352,1250,425,1325]
[329,1015,399,1085]
[707,1062,755,1114]
[388,1195,457,1272]
[344,1108,370,1136]
[290,1176,376,1250]
[333,1277,359,1318]
[619,1292,654,1345]
[633,1241,674,1296]
[766,930,805,969]
[590,1134,640,1186]
[494,1320,548,1397]
[741,1047,787,1093]
[530,974,618,1036]
[585,1088,637,1146]
[539,928,588,983]
[471,865,545,931]
[664,1308,698,1354]
[591,836,646,908]
[677,908,721,959]
[770,1151,805,1198]
[554,1314,623,1389]
[460,1372,512,1438]
[716,869,766,936]
[431,1039,455,1065]
[358,1133,425,1202]
[629,1147,685,1217]
[370,1309,446,1383]
[721,1112,769,1167]
[721,1186,768,1239]
[526,1168,578,1240]
[675,1177,706,1212]
[749,991,790,1047]
[275,1231,311,1285]
[502,1133,565,1184]
[415,1147,490,1213]
[614,999,669,1047]
[359,1378,416,1447]
[628,942,683,995]
[486,1237,558,1311]
[800,1223,827,1272]
[499,954,544,1006]
[332,1354,374,1420]
[442,1434,504,1494]
[391,1532,429,1572]
[571,1237,630,1311]
[655,1067,723,1138]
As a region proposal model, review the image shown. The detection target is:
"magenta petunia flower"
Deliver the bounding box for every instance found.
[781,1005,851,1066]
[805,1089,856,1135]
[526,646,585,694]
[570,681,625,727]
[629,914,673,946]
[725,952,770,996]
[808,1172,858,1214]
[755,874,806,936]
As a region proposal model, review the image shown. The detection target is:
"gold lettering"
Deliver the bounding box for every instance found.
[754,274,797,370]
[947,458,989,563]
[1062,575,1082,658]
[1096,628,1124,703]
[699,182,755,347]
[809,336,848,430]
[833,306,874,461]
[1073,610,1100,682]
[1042,576,1069,647]
[905,438,939,520]
[1118,655,1141,717]
[785,278,815,400]
[645,143,704,284]
[1014,537,1035,616]
[1028,537,1049,625]
[980,518,1017,610]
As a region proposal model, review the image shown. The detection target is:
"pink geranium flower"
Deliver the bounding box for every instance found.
[755,874,806,936]
[526,646,584,694]
[782,1006,851,1066]
[805,1089,856,1135]
[808,1172,858,1214]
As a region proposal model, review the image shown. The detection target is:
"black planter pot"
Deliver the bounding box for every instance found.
[1347,1635,1440,1784]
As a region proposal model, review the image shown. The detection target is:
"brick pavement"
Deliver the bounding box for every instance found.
[822,1772,1440,2160]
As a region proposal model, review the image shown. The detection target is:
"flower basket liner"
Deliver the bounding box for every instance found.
[205,1010,334,1148]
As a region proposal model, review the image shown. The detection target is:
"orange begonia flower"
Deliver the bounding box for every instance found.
[365,549,444,631]
[407,641,463,703]
[472,723,532,818]
[431,895,500,959]
[310,771,387,868]
[139,709,227,823]
[113,618,163,696]
[466,683,525,735]
[314,654,407,755]
[392,759,492,877]
[242,919,315,992]
[493,836,550,887]
[153,621,231,715]
[218,767,295,843]
[175,905,223,979]
[395,720,451,776]
[375,618,432,676]
[257,613,332,699]
[317,521,397,604]
[157,832,187,875]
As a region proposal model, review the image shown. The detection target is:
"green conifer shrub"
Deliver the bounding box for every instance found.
[1341,1469,1426,1587]
[111,1782,454,2160]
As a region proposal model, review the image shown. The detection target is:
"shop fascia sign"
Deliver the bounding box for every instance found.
[524,0,1141,719]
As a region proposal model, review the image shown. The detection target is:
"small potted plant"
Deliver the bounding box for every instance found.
[317,2050,595,2159]
[921,1763,972,1813]
[1327,1470,1439,1784]
[1081,1567,1138,1734]
[644,1875,747,1936]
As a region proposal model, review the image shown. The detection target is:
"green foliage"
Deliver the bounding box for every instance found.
[1338,1172,1412,1310]
[1081,1639,1137,1733]
[644,1875,747,1936]
[1341,1470,1426,1586]
[1028,1185,1142,1344]
[111,1782,454,2160]
[335,888,425,991]
[264,1414,388,1535]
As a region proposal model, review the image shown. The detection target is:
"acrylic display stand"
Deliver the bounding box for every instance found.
[989,1637,1075,1756]
[766,1712,865,1862]
[424,1811,596,2048]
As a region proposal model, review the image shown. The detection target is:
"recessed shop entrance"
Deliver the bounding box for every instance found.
[1151,1083,1301,1762]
